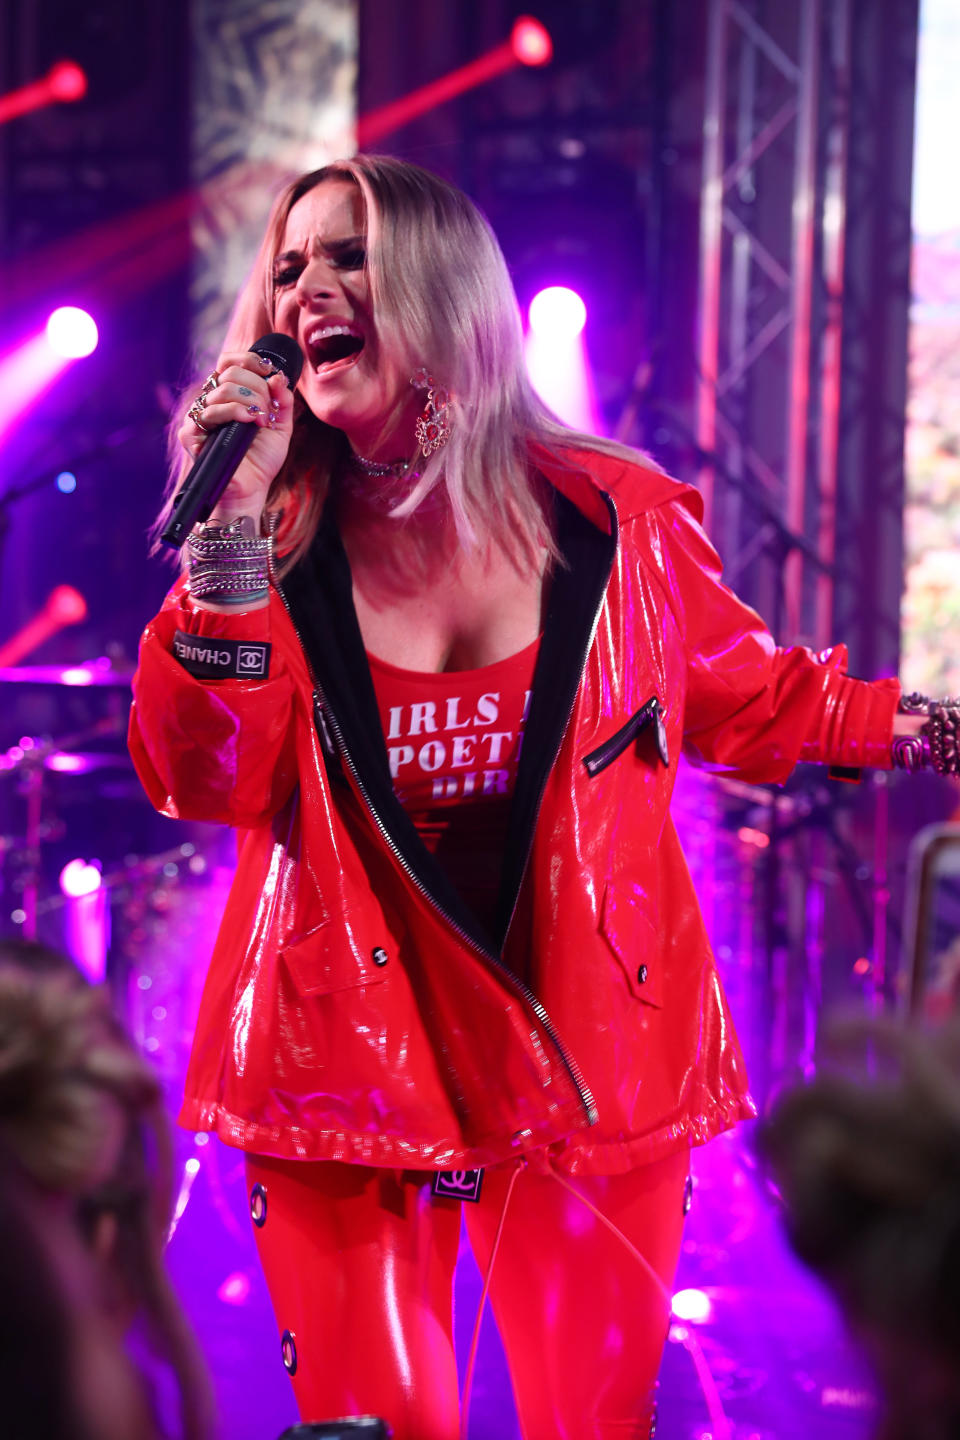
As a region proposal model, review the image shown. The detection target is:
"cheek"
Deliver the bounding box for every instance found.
[274,296,297,334]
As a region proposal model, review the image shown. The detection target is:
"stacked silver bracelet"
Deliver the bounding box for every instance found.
[187,516,269,605]
[892,692,960,776]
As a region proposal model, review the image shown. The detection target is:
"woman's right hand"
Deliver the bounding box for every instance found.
[176,349,297,526]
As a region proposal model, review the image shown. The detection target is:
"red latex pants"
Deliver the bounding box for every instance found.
[246,1148,690,1440]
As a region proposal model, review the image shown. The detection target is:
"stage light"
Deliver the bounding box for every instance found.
[529,286,588,340]
[48,585,87,624]
[59,859,102,899]
[0,586,88,668]
[357,17,554,147]
[55,470,77,493]
[0,59,88,126]
[46,306,98,359]
[46,753,89,774]
[59,864,109,984]
[524,286,599,432]
[511,17,553,66]
[672,1288,713,1324]
[47,60,87,102]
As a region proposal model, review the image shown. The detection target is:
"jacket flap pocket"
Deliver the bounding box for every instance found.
[601,883,662,1006]
[280,920,389,998]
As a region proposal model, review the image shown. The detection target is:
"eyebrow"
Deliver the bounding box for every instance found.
[273,233,366,268]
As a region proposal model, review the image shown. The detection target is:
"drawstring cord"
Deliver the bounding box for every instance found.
[546,1161,733,1440]
[459,1158,524,1440]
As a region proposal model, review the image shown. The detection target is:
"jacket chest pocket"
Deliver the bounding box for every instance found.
[600,883,662,1007]
[583,696,668,777]
[280,918,391,998]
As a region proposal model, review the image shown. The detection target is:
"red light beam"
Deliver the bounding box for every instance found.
[0,586,88,668]
[0,61,87,126]
[357,17,551,148]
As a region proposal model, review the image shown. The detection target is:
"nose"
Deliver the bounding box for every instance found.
[295,255,339,308]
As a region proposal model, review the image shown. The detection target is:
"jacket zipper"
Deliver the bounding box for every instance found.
[268,516,599,1129]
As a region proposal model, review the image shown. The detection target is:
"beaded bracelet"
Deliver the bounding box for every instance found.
[892,693,960,776]
[187,516,269,605]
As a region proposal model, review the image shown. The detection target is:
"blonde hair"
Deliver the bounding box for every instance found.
[158,154,644,573]
[0,947,214,1440]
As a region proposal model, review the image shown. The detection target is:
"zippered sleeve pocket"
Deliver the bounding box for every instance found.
[583,696,668,777]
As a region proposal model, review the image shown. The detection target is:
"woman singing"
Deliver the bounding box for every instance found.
[129,155,941,1439]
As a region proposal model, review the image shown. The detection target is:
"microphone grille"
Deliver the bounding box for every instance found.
[251,332,303,386]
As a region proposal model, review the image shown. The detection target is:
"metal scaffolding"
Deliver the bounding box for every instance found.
[693,0,920,1094]
[696,0,852,649]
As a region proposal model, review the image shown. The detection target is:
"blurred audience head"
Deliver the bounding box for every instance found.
[760,1013,960,1440]
[0,939,213,1439]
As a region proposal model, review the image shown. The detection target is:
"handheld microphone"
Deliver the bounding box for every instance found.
[160,333,304,549]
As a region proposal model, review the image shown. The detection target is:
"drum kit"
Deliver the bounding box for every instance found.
[0,653,229,1084]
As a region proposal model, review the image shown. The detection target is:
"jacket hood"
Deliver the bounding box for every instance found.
[529,441,704,530]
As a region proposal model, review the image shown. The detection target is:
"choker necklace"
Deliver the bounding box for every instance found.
[341,452,449,517]
[350,451,418,481]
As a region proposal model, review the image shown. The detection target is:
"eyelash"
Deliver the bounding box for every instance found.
[272,249,366,288]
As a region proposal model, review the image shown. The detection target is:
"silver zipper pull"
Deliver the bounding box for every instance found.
[651,698,669,768]
[313,690,337,760]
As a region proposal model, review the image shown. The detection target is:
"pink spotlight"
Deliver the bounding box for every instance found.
[529,286,587,340]
[511,17,553,66]
[672,1287,713,1324]
[59,860,108,985]
[0,316,97,449]
[524,286,600,433]
[60,666,95,686]
[47,61,88,102]
[59,859,102,899]
[46,306,98,359]
[46,753,89,774]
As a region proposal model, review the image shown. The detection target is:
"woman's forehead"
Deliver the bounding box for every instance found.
[281,179,365,250]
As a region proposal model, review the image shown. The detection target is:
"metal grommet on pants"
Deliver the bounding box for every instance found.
[250,1181,268,1227]
[280,1328,298,1375]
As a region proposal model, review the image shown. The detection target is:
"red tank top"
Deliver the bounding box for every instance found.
[367,638,540,932]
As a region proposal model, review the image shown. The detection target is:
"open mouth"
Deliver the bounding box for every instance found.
[305,324,365,371]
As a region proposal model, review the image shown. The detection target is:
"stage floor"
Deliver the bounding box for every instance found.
[163,1122,876,1440]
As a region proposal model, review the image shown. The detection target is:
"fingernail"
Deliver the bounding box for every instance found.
[270,398,280,411]
[247,404,264,415]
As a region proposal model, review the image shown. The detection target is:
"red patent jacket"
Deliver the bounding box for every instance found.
[129,448,900,1175]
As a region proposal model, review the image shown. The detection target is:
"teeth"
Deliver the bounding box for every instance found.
[307,324,361,345]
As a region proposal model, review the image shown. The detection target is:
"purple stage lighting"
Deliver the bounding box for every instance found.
[59,858,102,899]
[528,286,587,340]
[524,285,599,433]
[46,305,98,359]
[672,1287,713,1324]
[59,860,108,985]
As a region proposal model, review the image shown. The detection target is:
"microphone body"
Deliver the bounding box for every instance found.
[160,333,303,550]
